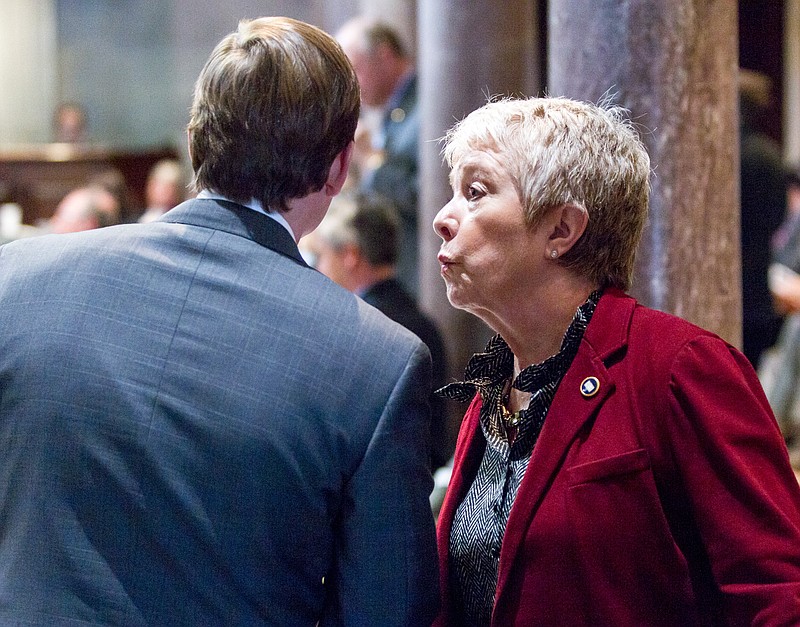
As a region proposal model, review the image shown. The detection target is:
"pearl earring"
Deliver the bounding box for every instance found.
[550,250,558,259]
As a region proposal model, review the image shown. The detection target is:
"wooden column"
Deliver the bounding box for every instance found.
[786,0,800,164]
[549,0,740,345]
[418,0,541,442]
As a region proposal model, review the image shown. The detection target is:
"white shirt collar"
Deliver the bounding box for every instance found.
[196,189,295,241]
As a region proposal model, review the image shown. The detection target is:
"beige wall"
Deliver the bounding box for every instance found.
[0,0,57,144]
[3,0,361,150]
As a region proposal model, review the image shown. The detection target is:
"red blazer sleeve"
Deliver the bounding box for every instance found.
[664,335,800,623]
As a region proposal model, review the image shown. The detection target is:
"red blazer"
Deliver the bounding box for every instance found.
[435,289,800,626]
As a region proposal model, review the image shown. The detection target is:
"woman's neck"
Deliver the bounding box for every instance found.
[483,275,598,372]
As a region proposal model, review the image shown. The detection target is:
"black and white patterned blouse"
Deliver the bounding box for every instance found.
[437,291,600,625]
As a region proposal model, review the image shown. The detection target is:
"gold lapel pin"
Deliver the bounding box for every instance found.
[580,376,600,398]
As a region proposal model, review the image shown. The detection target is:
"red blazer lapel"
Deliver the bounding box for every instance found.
[494,289,635,615]
[493,346,614,608]
[436,289,638,625]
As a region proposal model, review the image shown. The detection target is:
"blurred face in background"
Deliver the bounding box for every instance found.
[50,187,120,234]
[309,237,358,292]
[54,104,87,143]
[145,160,187,211]
[340,45,389,107]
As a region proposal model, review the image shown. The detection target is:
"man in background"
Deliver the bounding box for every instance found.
[0,17,437,625]
[739,68,787,368]
[52,101,88,143]
[48,184,120,233]
[308,193,451,471]
[138,158,189,223]
[336,17,420,296]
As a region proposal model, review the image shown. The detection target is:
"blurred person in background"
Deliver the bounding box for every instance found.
[307,192,451,471]
[336,17,420,296]
[760,165,800,463]
[138,159,189,223]
[52,101,89,144]
[739,69,788,369]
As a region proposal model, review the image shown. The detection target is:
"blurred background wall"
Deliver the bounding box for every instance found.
[0,1,793,158]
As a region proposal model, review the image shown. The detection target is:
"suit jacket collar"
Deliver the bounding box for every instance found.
[581,287,635,361]
[159,198,308,267]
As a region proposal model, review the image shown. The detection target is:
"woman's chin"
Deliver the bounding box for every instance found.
[444,291,462,310]
[444,285,472,311]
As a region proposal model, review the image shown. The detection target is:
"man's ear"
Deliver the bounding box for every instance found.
[546,203,588,258]
[341,242,361,271]
[325,141,355,196]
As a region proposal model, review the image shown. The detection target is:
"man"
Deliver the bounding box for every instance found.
[138,158,188,223]
[0,17,438,626]
[309,193,451,470]
[53,101,88,143]
[739,68,787,368]
[48,184,120,233]
[336,18,420,296]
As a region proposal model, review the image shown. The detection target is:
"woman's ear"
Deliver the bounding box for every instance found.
[546,203,588,258]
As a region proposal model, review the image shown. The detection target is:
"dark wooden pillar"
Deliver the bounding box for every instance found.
[785,0,800,164]
[418,1,541,443]
[549,0,740,344]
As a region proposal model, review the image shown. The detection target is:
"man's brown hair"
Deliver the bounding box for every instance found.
[188,17,360,211]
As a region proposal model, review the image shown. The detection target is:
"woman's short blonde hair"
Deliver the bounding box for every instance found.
[442,96,651,291]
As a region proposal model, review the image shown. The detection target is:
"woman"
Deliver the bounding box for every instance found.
[432,96,800,626]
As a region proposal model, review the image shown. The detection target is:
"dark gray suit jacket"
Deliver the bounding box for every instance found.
[0,198,438,625]
[361,278,450,469]
[364,75,419,295]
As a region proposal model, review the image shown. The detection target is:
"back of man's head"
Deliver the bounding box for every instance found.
[188,17,360,212]
[336,18,412,108]
[50,186,120,234]
[146,159,187,211]
[317,193,399,268]
[350,194,399,267]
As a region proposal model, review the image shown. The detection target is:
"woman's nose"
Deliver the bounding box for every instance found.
[433,202,457,241]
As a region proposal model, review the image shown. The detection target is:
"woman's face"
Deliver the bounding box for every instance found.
[433,148,549,317]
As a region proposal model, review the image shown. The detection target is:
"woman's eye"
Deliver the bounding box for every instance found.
[466,184,484,200]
